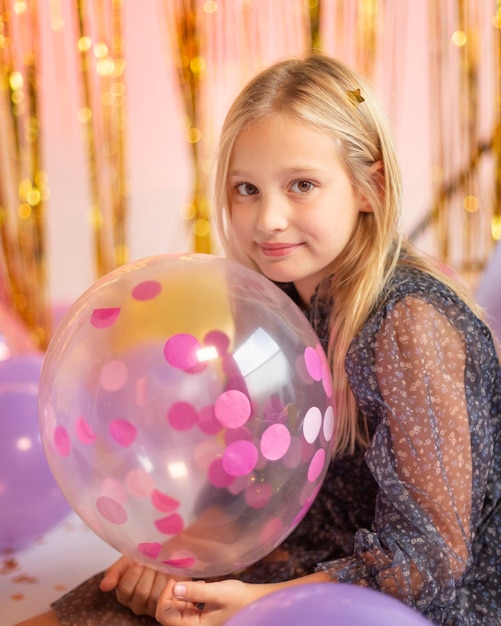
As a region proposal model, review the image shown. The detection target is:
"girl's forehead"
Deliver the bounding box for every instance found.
[228,117,346,179]
[233,113,329,150]
[234,111,338,147]
[241,111,305,133]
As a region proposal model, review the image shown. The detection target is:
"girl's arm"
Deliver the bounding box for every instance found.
[319,297,476,608]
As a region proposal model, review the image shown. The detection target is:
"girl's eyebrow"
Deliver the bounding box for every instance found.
[284,167,323,176]
[228,166,323,178]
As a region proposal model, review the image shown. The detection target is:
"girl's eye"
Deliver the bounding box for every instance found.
[235,182,258,196]
[291,180,314,193]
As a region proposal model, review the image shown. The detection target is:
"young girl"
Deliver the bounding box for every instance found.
[18,54,501,626]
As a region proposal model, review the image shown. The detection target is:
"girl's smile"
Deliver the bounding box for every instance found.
[257,241,305,257]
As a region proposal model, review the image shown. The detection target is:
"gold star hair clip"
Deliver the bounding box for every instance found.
[347,88,365,105]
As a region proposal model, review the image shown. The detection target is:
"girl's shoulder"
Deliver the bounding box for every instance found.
[367,264,495,350]
[349,264,499,382]
[380,264,468,314]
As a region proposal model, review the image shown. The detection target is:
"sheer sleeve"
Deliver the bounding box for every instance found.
[317,296,473,610]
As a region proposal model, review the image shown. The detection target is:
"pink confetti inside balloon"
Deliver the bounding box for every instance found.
[39,253,335,578]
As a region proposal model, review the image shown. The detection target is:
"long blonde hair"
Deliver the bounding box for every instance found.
[213,54,482,455]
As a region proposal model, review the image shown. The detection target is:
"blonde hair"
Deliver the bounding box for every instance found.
[213,54,482,455]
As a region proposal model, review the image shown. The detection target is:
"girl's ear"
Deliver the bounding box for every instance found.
[359,160,384,213]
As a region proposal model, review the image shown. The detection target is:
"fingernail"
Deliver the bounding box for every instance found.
[174,583,187,597]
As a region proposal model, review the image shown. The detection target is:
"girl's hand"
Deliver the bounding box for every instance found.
[100,556,186,617]
[155,578,271,626]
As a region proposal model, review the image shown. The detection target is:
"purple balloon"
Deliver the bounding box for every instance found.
[476,240,501,343]
[0,354,70,552]
[225,583,433,626]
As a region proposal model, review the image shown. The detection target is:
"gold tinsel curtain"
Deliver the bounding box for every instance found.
[0,1,499,349]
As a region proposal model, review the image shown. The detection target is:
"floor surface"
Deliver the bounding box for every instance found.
[1,512,119,626]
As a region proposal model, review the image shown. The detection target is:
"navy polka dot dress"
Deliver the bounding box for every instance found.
[247,266,501,625]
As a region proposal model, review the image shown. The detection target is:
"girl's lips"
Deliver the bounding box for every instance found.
[258,242,303,257]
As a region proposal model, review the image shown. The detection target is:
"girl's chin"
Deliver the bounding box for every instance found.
[251,255,304,285]
[259,269,299,285]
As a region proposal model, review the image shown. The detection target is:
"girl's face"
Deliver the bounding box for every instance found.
[228,113,369,305]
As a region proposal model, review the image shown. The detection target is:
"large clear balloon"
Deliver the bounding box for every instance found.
[39,254,334,577]
[224,583,434,626]
[0,354,70,552]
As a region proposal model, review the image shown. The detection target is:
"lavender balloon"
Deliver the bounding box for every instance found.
[225,583,433,626]
[39,254,335,577]
[476,240,501,343]
[0,354,70,552]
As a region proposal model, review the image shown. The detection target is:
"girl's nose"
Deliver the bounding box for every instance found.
[255,195,288,233]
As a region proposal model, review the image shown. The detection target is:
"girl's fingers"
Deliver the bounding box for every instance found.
[115,563,154,604]
[172,579,239,609]
[99,557,133,591]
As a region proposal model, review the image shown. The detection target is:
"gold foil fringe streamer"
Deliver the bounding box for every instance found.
[421,0,497,285]
[0,0,50,349]
[74,0,129,277]
[160,0,212,254]
[357,0,378,79]
[308,0,322,53]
